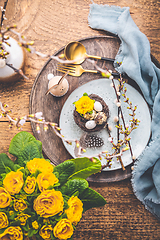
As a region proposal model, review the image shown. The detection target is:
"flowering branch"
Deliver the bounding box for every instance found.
[0,0,8,29]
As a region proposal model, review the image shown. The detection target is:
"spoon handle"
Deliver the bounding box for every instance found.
[101,57,114,62]
[87,54,114,62]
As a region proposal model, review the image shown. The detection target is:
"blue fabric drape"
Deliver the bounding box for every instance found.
[88,3,160,220]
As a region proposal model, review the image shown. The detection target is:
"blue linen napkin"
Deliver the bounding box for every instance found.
[88,2,160,220]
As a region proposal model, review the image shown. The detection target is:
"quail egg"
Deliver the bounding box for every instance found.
[94,101,103,112]
[85,120,96,130]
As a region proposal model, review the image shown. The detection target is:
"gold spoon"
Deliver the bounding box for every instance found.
[64,41,115,64]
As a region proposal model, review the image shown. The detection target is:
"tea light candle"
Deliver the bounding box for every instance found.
[48,75,69,97]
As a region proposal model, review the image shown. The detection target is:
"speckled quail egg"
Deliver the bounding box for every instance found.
[95,112,107,125]
[84,110,96,120]
[85,120,96,130]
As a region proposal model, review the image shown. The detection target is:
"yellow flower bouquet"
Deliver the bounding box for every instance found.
[0,131,106,240]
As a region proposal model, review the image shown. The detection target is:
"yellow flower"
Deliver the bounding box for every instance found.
[37,172,59,192]
[65,196,83,225]
[9,210,14,216]
[27,158,54,174]
[33,189,64,218]
[0,187,11,208]
[0,212,8,229]
[3,170,24,195]
[53,218,73,240]
[74,95,94,115]
[0,226,23,240]
[23,176,36,194]
[39,225,52,239]
[15,213,31,226]
[14,198,27,212]
[32,220,39,230]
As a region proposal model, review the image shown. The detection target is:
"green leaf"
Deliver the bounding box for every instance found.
[28,229,38,238]
[60,178,89,197]
[68,157,101,180]
[79,187,107,212]
[9,131,36,157]
[53,161,75,185]
[14,141,43,166]
[0,153,15,174]
[83,92,88,96]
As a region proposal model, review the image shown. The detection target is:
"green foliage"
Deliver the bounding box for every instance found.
[0,131,107,239]
[68,157,101,180]
[79,187,107,212]
[8,131,44,167]
[14,140,43,166]
[0,153,15,174]
[53,161,75,185]
[60,178,89,197]
[9,131,36,157]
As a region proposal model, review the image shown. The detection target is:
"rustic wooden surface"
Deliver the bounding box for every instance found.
[0,0,160,239]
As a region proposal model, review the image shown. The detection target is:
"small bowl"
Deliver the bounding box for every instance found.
[48,75,69,97]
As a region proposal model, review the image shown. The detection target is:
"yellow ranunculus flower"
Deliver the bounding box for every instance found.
[37,172,59,192]
[53,218,73,240]
[0,212,8,229]
[32,220,39,230]
[65,196,83,225]
[23,176,36,194]
[74,95,94,115]
[14,198,27,212]
[15,213,31,225]
[27,158,54,174]
[0,226,23,240]
[3,170,24,195]
[33,189,64,218]
[0,187,11,208]
[39,225,52,239]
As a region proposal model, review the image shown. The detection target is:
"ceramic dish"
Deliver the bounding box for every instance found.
[59,78,151,171]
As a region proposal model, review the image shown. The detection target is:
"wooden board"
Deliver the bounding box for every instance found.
[29,35,151,182]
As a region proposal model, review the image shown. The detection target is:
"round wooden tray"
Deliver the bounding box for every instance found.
[29,35,157,182]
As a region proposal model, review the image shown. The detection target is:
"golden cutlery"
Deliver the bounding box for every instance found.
[64,41,115,64]
[57,63,121,77]
[57,64,98,77]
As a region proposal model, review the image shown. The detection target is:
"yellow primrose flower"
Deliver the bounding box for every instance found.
[37,172,59,192]
[33,189,64,218]
[0,187,11,208]
[0,212,8,229]
[74,95,95,115]
[23,176,36,194]
[27,158,54,174]
[39,225,52,239]
[65,196,83,225]
[3,170,24,195]
[53,218,73,240]
[32,220,39,230]
[0,226,23,240]
[9,210,14,216]
[15,213,31,226]
[14,198,27,212]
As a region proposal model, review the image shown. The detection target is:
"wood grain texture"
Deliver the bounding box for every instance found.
[0,0,160,239]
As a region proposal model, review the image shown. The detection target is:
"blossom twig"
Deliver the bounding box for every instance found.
[0,0,8,28]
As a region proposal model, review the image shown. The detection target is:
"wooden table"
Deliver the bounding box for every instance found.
[0,0,160,239]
